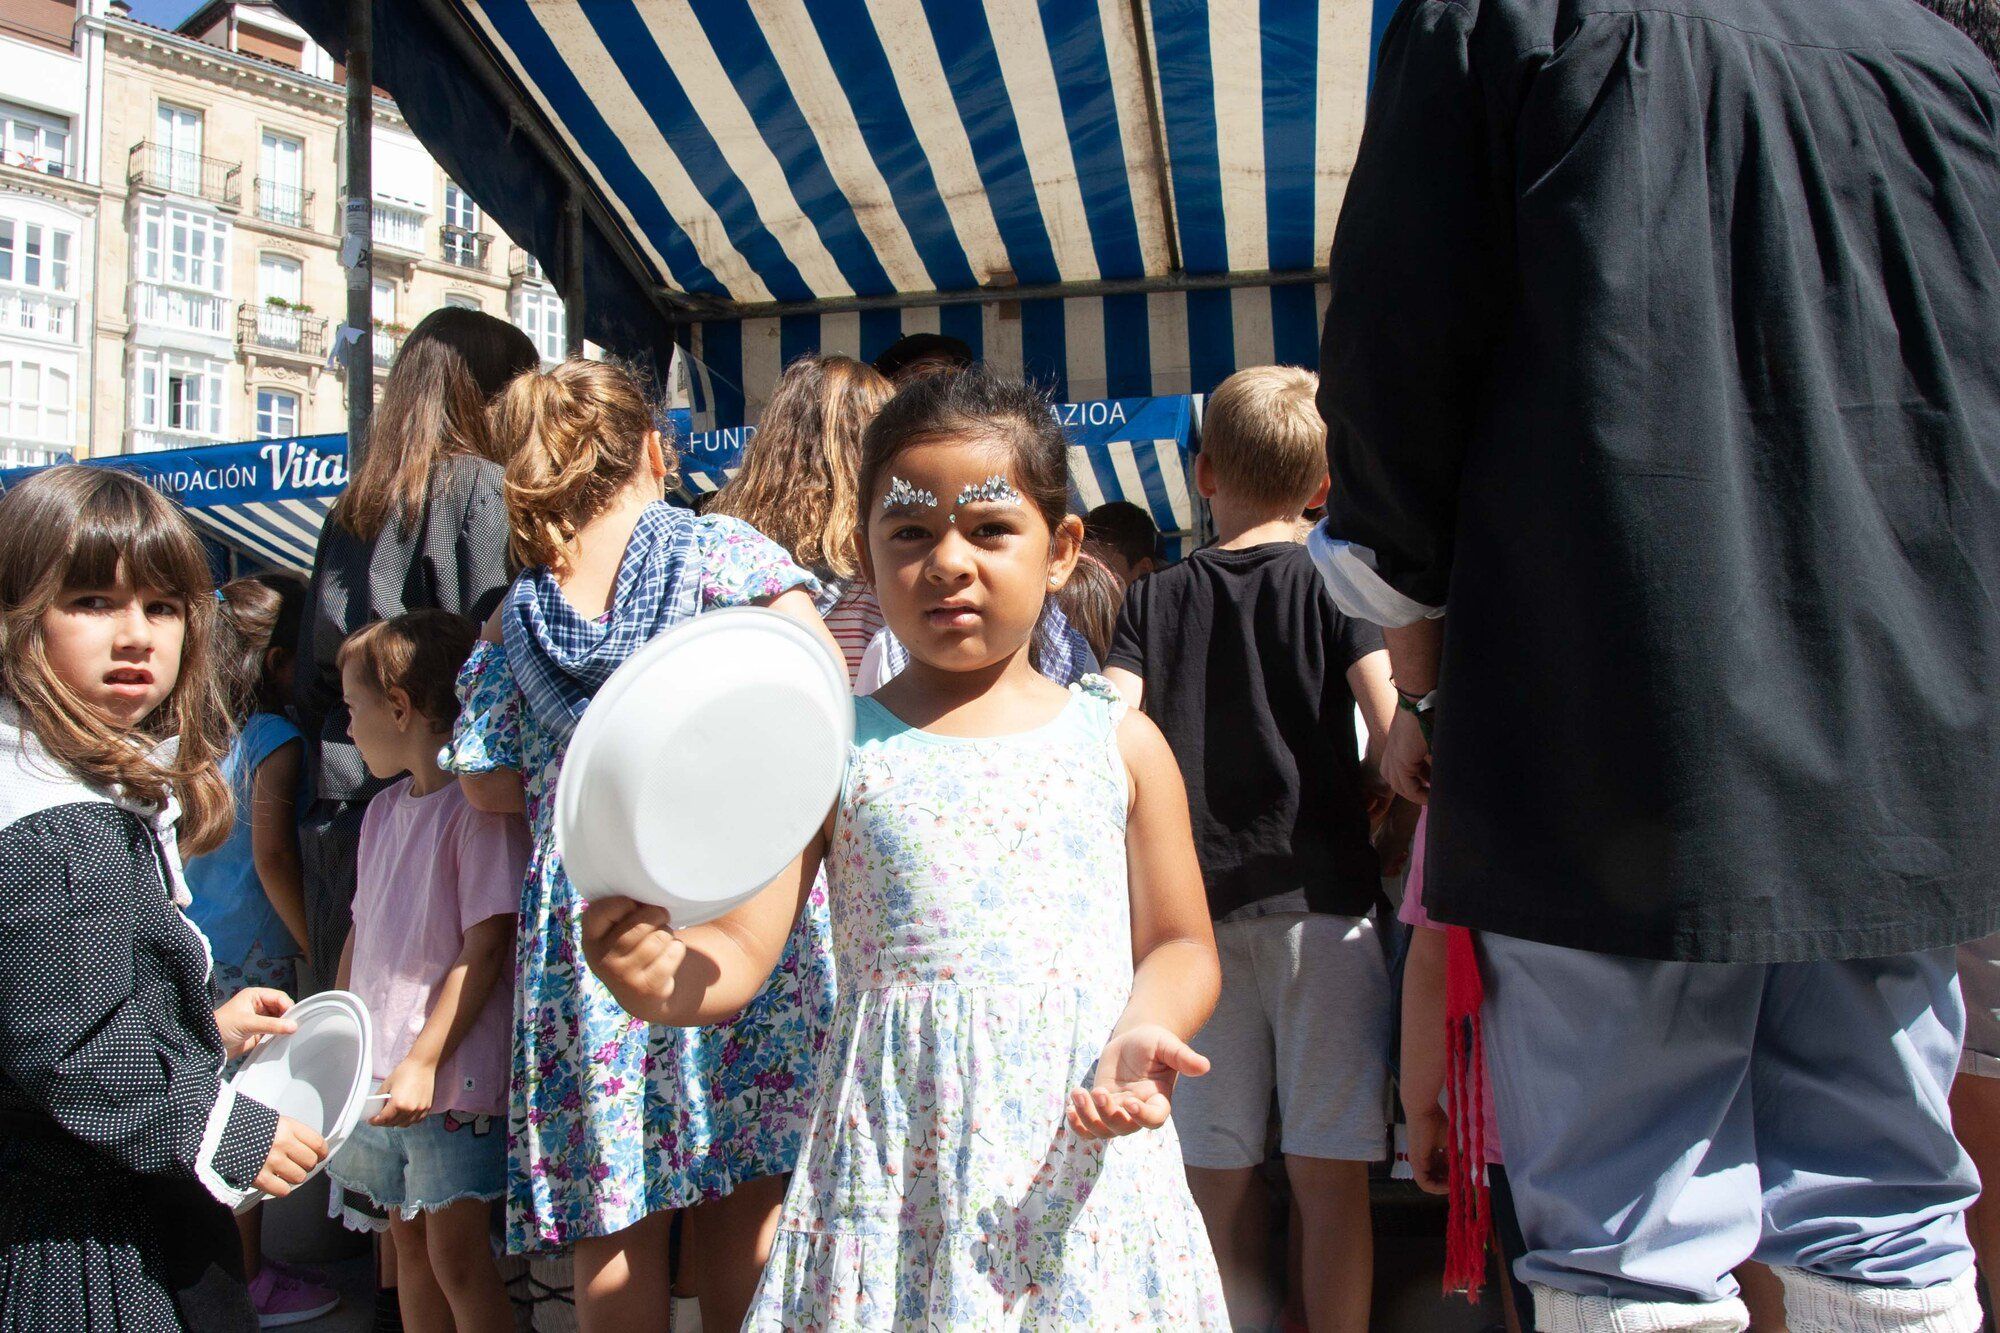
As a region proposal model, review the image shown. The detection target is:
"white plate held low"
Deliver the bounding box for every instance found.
[226,989,374,1210]
[555,607,851,926]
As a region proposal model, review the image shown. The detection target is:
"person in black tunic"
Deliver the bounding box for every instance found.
[1313,2,2000,1329]
[0,469,329,1331]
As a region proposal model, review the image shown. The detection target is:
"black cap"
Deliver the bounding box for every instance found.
[873,333,975,382]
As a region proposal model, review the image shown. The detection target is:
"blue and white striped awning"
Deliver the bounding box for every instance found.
[0,435,349,576]
[276,0,1399,429]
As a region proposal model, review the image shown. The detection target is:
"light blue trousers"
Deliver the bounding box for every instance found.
[1480,937,1977,1313]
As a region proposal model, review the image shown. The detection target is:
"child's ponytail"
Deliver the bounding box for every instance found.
[496,358,674,574]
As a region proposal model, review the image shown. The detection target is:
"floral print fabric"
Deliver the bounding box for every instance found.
[746,677,1228,1329]
[442,517,835,1253]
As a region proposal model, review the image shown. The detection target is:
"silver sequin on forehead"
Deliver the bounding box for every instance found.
[954,475,1023,509]
[882,476,937,510]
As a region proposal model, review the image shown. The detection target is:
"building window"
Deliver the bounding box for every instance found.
[138,203,230,294]
[0,219,73,292]
[371,276,396,324]
[255,388,299,439]
[258,252,303,305]
[0,102,71,178]
[441,181,486,268]
[443,180,478,232]
[512,286,565,363]
[257,130,307,226]
[133,350,226,438]
[444,292,479,311]
[154,103,205,195]
[0,360,72,444]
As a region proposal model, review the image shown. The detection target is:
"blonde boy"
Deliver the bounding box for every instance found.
[1105,366,1397,1333]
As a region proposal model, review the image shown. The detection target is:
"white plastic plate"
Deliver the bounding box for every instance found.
[555,607,852,926]
[225,989,373,1210]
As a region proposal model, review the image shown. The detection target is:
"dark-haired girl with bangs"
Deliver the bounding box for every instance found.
[0,467,328,1331]
[583,368,1230,1329]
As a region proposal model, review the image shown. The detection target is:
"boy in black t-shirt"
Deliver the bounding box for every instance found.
[1105,366,1396,1333]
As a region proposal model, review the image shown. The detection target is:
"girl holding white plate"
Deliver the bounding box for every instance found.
[583,368,1231,1330]
[442,359,841,1331]
[0,469,327,1332]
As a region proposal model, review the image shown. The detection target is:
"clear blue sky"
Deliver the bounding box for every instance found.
[126,0,202,30]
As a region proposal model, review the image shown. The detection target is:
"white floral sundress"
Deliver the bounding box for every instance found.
[747,677,1228,1329]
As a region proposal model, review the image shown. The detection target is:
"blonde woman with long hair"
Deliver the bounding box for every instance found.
[711,354,892,686]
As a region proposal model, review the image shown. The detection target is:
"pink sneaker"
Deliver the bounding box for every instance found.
[248,1265,341,1327]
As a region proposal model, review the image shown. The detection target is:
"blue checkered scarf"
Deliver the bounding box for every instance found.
[503,502,703,742]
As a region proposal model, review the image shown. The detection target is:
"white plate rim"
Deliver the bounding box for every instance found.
[228,988,373,1207]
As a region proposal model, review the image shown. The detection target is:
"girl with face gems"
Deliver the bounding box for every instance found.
[582,368,1232,1330]
[0,467,328,1332]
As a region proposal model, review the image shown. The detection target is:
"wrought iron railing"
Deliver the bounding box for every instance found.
[237,303,327,358]
[128,141,241,208]
[440,224,491,271]
[255,178,313,229]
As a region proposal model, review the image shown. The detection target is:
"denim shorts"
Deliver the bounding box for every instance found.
[327,1111,505,1227]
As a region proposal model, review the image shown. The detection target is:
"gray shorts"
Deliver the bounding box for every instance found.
[1175,911,1392,1168]
[1958,931,2000,1078]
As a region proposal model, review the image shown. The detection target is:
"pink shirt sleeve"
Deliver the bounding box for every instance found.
[1397,809,1435,930]
[452,801,529,932]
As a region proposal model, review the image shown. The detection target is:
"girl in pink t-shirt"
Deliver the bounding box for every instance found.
[329,611,528,1333]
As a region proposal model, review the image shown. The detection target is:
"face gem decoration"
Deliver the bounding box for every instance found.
[949,475,1023,523]
[882,476,938,511]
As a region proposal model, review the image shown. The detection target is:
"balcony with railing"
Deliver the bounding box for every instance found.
[0,288,77,342]
[128,142,241,209]
[372,325,406,368]
[509,251,547,284]
[255,178,313,230]
[238,302,326,359]
[440,224,491,271]
[133,282,230,338]
[367,200,427,257]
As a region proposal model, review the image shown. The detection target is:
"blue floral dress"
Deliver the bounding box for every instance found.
[443,517,837,1253]
[747,678,1228,1329]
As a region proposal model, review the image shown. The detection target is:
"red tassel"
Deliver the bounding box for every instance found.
[1441,925,1490,1302]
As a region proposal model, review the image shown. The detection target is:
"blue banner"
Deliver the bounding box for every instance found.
[0,434,349,510]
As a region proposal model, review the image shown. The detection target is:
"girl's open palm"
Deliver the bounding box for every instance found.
[1068,1024,1210,1139]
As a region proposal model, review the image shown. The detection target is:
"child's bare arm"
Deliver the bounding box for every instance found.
[1400,926,1450,1194]
[1070,710,1219,1140]
[372,913,515,1126]
[583,830,825,1027]
[1349,648,1396,772]
[459,769,526,814]
[761,587,844,670]
[1102,666,1145,712]
[334,931,354,993]
[247,739,311,965]
[1115,710,1219,1042]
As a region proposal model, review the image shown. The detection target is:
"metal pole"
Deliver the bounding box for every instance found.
[343,0,374,469]
[562,190,585,357]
